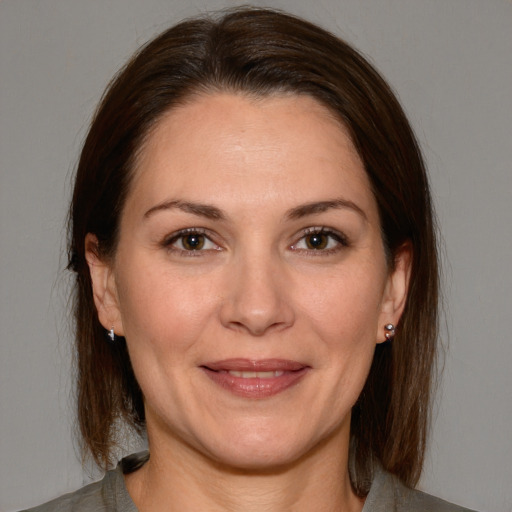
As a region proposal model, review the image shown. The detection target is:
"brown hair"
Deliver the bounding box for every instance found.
[68,7,438,494]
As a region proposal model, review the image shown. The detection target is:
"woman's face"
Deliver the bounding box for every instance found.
[88,93,409,469]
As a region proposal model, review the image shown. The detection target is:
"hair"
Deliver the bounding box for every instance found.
[68,7,438,495]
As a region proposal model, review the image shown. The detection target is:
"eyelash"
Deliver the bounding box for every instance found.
[162,227,349,256]
[163,228,221,257]
[291,227,349,255]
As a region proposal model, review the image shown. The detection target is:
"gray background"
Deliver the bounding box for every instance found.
[1,1,511,511]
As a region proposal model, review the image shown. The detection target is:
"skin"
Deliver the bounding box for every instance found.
[87,93,411,512]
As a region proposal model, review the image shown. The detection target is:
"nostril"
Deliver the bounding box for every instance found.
[225,318,292,337]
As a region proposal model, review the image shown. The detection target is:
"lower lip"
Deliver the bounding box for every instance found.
[201,367,309,399]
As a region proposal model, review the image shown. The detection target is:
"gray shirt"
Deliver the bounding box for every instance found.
[22,452,476,512]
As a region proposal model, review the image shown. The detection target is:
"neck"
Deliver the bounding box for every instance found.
[125,427,364,512]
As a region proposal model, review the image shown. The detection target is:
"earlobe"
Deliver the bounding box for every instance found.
[377,242,412,343]
[85,234,124,336]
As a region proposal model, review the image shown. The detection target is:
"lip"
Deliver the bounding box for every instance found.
[200,359,310,399]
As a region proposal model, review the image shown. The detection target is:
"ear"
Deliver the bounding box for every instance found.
[376,241,412,343]
[85,234,124,337]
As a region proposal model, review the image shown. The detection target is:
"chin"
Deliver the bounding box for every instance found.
[195,420,340,473]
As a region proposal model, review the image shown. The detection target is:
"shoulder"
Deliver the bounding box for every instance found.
[21,478,107,512]
[20,457,139,512]
[395,485,478,512]
[364,467,478,512]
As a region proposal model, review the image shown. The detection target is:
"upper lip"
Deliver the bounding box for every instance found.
[201,359,307,372]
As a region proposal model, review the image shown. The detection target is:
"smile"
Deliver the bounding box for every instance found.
[226,370,284,378]
[201,359,310,399]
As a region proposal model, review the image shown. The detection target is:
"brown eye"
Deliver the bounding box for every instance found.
[182,233,205,250]
[166,229,220,254]
[305,233,328,250]
[291,228,348,253]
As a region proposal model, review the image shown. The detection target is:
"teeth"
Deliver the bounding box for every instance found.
[228,370,284,379]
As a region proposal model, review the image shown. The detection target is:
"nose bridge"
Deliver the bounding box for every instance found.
[220,243,293,336]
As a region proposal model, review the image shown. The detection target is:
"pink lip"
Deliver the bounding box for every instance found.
[200,359,310,399]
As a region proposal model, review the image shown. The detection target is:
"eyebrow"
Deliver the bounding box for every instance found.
[144,200,225,220]
[286,199,367,221]
[143,197,366,222]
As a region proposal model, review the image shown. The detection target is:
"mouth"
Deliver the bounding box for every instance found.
[200,359,310,399]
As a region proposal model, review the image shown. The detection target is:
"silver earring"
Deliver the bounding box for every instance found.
[384,323,396,340]
[108,327,116,342]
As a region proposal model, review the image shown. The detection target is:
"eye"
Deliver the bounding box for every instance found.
[291,228,347,253]
[165,229,220,254]
[180,233,206,250]
[304,232,330,250]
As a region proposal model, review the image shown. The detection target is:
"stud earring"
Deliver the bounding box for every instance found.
[384,323,396,341]
[108,327,116,342]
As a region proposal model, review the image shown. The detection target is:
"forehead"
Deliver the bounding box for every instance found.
[128,92,377,220]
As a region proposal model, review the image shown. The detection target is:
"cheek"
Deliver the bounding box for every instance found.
[114,261,218,357]
[298,264,385,398]
[299,265,385,343]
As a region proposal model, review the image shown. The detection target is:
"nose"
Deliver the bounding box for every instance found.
[219,252,295,337]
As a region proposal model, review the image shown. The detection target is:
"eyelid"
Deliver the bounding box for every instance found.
[302,226,348,244]
[290,226,349,252]
[161,226,349,256]
[163,227,222,254]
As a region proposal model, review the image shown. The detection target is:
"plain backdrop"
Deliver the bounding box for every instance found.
[1,1,511,511]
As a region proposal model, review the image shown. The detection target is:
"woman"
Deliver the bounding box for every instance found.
[26,7,474,512]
